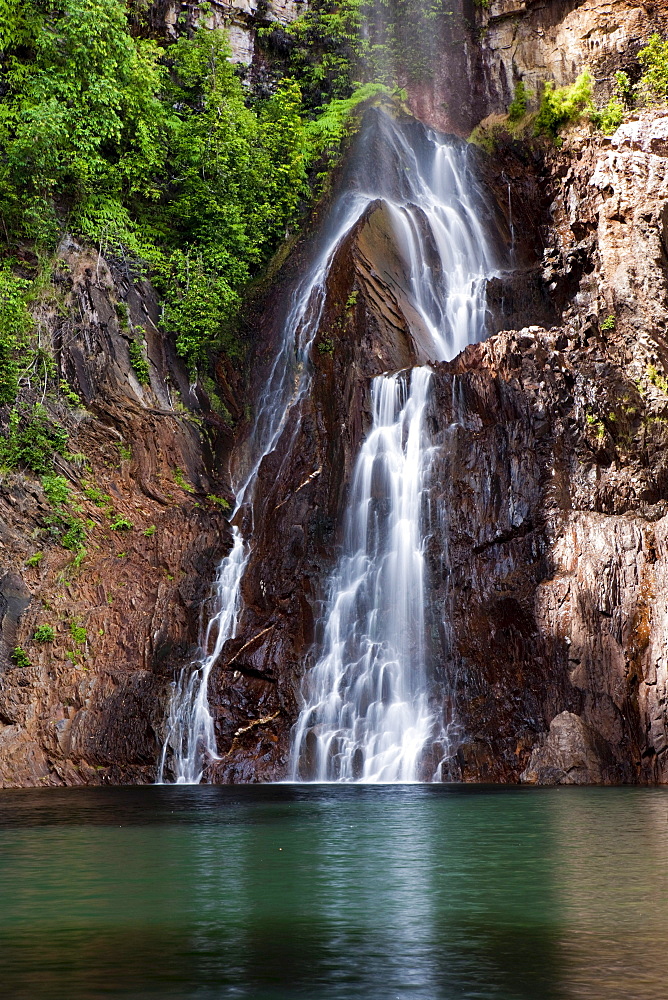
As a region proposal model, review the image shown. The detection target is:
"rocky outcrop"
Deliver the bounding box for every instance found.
[404,109,668,784]
[0,244,232,786]
[142,0,304,64]
[478,0,668,111]
[197,102,668,785]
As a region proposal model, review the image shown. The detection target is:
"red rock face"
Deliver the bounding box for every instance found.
[0,248,233,786]
[203,109,668,787]
[5,2,668,788]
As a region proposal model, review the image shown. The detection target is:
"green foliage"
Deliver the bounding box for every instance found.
[41,474,71,506]
[69,621,87,644]
[591,98,624,135]
[42,473,87,550]
[600,314,616,332]
[70,546,86,570]
[54,511,87,550]
[59,379,82,407]
[173,467,195,493]
[535,72,594,137]
[305,83,394,165]
[586,412,606,441]
[0,0,457,377]
[25,551,43,566]
[467,120,499,154]
[507,81,531,122]
[115,301,130,330]
[128,338,150,384]
[11,646,31,668]
[0,266,32,406]
[638,34,668,103]
[33,624,55,642]
[591,72,633,135]
[110,515,133,530]
[590,38,668,130]
[81,482,112,508]
[0,405,68,473]
[0,0,165,237]
[115,441,132,461]
[146,53,309,367]
[318,336,335,355]
[648,364,668,394]
[143,524,156,536]
[0,6,309,371]
[613,71,633,104]
[206,494,230,510]
[261,0,450,110]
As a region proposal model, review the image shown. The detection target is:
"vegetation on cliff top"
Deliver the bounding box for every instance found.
[471,32,668,151]
[0,0,310,376]
[0,0,416,476]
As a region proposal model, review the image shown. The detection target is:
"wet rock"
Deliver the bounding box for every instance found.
[208,108,668,786]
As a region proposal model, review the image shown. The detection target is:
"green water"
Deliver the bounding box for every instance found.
[0,785,666,999]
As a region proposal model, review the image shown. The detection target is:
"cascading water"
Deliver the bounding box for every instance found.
[158,107,500,784]
[291,120,498,782]
[158,111,422,783]
[158,189,372,783]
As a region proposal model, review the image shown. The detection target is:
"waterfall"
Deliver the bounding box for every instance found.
[291,120,497,782]
[158,108,499,784]
[158,190,371,783]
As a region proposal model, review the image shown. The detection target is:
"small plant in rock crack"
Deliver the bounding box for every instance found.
[69,622,87,644]
[128,338,150,385]
[11,647,31,668]
[81,481,113,510]
[110,516,133,531]
[600,314,616,332]
[70,547,87,571]
[507,80,532,122]
[206,494,230,510]
[25,551,44,567]
[33,624,55,642]
[59,379,82,407]
[115,301,130,331]
[0,405,69,475]
[41,474,72,506]
[586,413,606,441]
[44,510,86,550]
[647,364,668,395]
[173,467,195,493]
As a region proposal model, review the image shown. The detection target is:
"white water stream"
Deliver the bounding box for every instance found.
[290,122,497,782]
[159,109,498,784]
[158,186,372,783]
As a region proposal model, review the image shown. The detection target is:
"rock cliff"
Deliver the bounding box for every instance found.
[479,0,668,111]
[198,28,668,782]
[0,246,234,785]
[206,108,668,784]
[4,0,668,787]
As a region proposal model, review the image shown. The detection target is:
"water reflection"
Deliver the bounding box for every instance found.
[549,790,668,1000]
[0,786,666,998]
